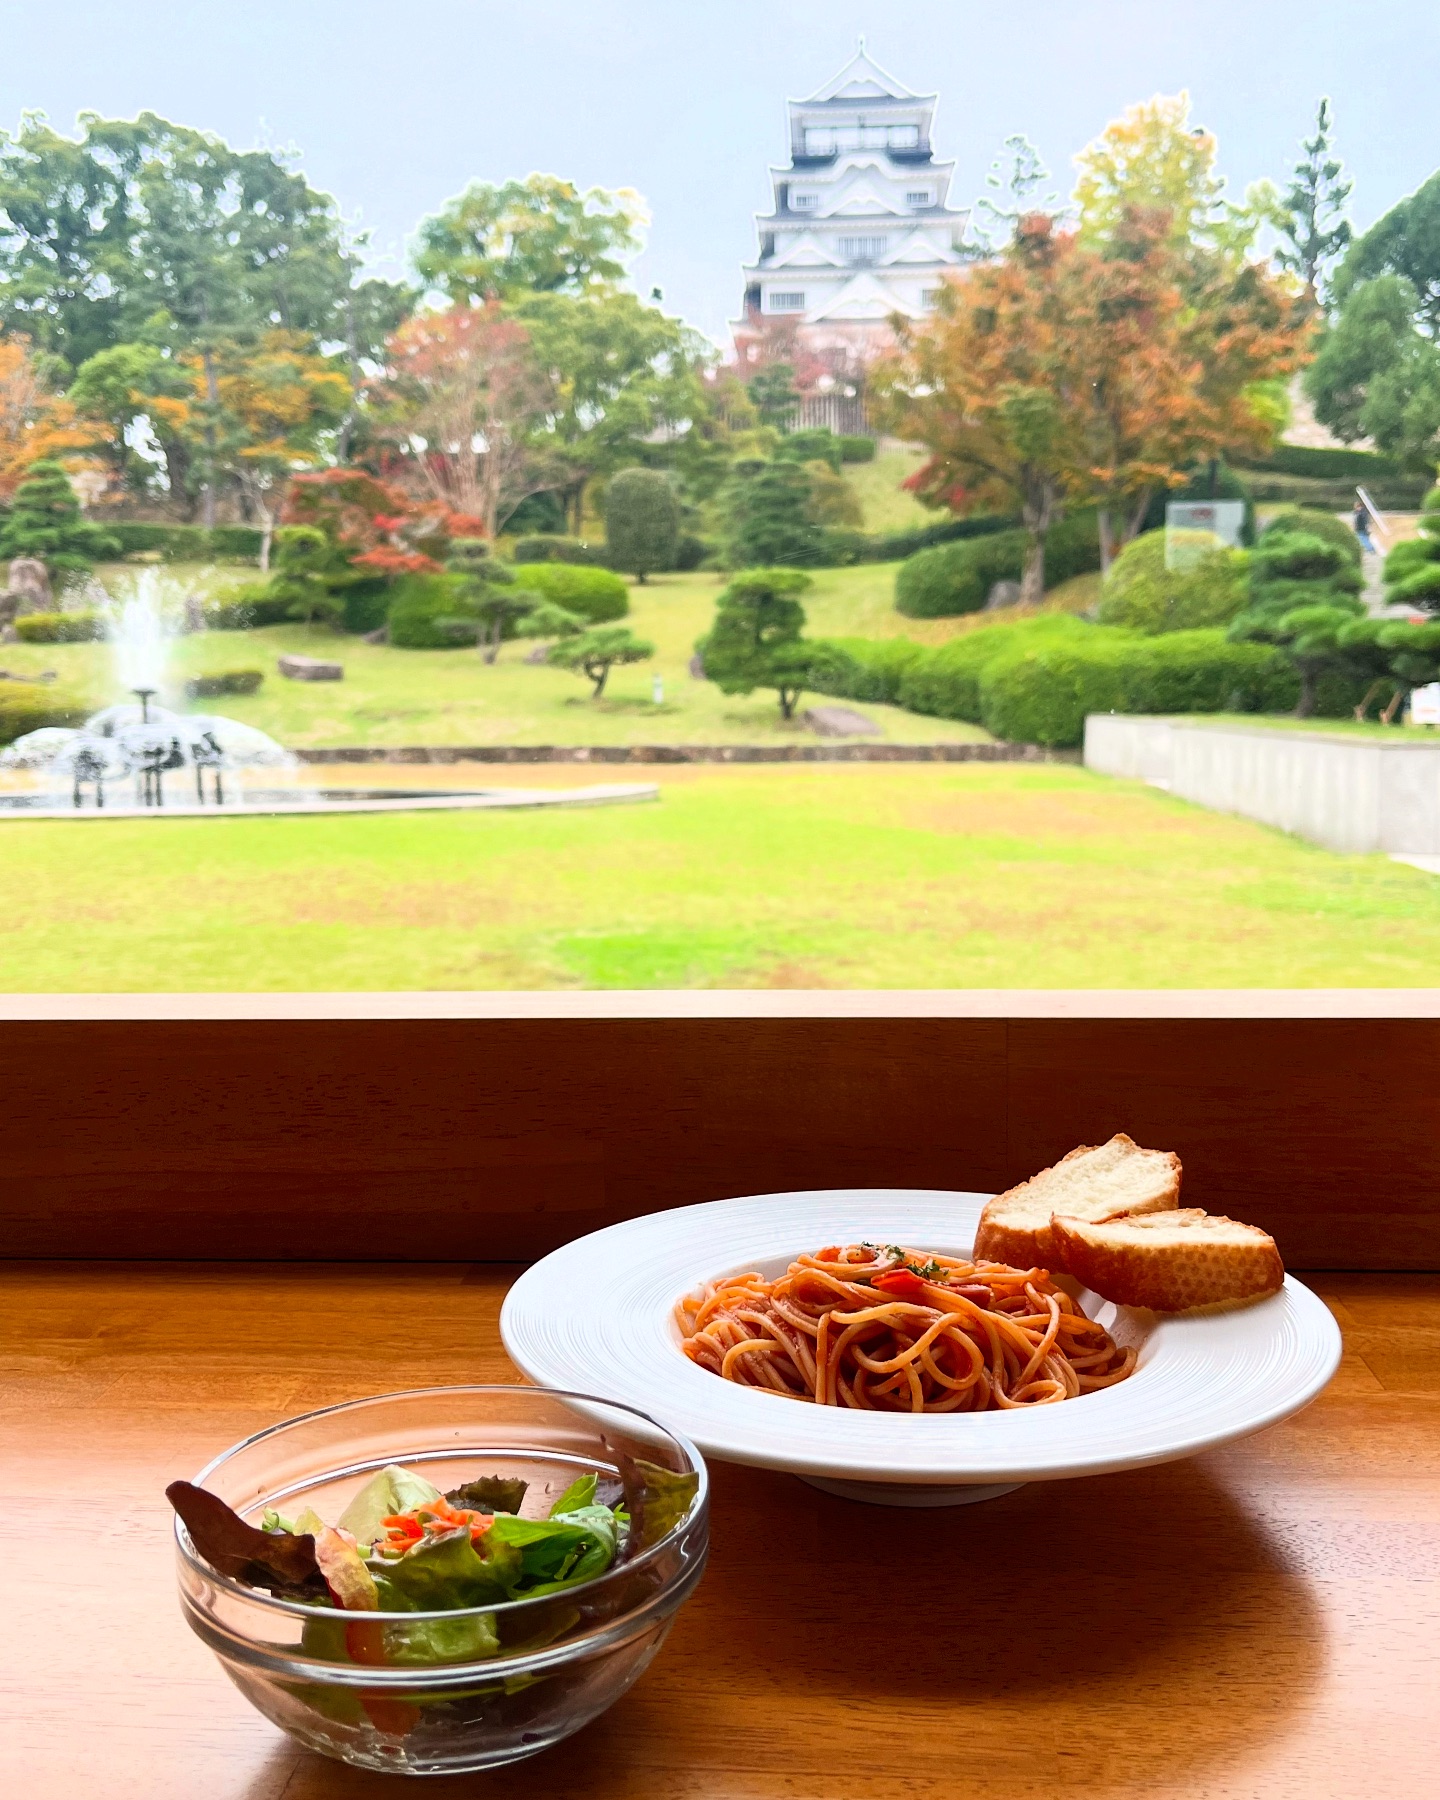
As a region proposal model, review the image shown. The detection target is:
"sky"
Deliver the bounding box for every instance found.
[1,0,1437,345]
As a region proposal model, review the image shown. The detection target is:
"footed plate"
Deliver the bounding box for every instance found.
[500,1189,1342,1506]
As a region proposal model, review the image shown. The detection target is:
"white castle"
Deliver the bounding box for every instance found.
[732,42,971,366]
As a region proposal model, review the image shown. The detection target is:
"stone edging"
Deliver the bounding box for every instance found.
[292,743,1068,765]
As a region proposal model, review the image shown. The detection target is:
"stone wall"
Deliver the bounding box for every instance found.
[1084,715,1440,854]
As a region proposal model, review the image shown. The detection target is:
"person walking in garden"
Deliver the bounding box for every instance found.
[1353,497,1376,553]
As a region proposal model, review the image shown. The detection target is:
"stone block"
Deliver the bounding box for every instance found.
[803,704,880,738]
[278,654,344,682]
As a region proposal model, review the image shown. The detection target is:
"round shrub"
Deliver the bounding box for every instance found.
[1252,530,1361,589]
[1260,507,1362,564]
[387,574,476,649]
[0,686,88,744]
[1096,531,1249,633]
[13,611,106,643]
[510,562,628,624]
[895,531,1025,617]
[838,435,877,463]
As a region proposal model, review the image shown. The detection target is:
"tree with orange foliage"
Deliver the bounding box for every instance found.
[873,216,1092,605]
[199,331,351,568]
[366,302,559,539]
[0,334,106,498]
[876,99,1311,591]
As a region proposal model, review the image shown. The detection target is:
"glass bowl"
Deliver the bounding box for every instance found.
[173,1385,709,1776]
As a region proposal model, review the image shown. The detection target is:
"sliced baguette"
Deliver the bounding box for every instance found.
[973,1133,1181,1271]
[1051,1208,1284,1312]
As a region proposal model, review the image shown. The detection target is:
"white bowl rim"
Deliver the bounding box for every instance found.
[500,1189,1344,1486]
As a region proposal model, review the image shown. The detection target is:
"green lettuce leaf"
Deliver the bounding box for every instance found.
[370,1525,519,1609]
[383,1610,501,1665]
[488,1504,619,1593]
[548,1472,598,1516]
[336,1464,444,1545]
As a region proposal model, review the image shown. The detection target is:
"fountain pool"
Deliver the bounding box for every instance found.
[0,572,656,818]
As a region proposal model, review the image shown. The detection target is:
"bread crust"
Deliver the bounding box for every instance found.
[1051,1210,1284,1312]
[973,1134,1182,1272]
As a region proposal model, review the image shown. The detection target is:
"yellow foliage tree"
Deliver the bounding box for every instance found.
[0,335,108,499]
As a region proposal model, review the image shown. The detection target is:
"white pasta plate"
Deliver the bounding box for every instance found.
[500,1189,1343,1508]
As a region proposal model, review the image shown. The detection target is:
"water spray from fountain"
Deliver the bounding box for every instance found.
[0,569,296,811]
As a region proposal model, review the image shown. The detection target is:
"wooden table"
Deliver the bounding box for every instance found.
[6,1261,1438,1799]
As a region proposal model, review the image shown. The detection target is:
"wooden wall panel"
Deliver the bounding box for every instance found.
[0,1007,1432,1268]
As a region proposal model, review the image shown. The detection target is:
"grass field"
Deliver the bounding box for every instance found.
[3,762,1439,991]
[3,562,1002,748]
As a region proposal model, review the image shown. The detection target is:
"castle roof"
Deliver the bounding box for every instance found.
[796,41,931,106]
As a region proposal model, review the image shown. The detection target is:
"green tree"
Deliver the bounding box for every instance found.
[721,459,827,568]
[604,467,679,581]
[696,568,834,719]
[439,537,581,663]
[0,113,405,371]
[972,134,1058,250]
[547,624,654,696]
[513,290,714,529]
[67,340,195,502]
[1381,488,1440,610]
[1275,99,1353,305]
[747,362,799,430]
[415,175,644,302]
[1378,617,1440,720]
[271,524,345,630]
[1305,276,1440,470]
[1336,169,1440,337]
[0,458,120,573]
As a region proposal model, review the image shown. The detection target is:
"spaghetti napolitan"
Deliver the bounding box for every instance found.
[676,1242,1136,1411]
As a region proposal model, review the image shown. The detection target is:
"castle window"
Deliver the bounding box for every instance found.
[906,190,932,206]
[838,236,888,263]
[792,193,817,209]
[804,123,922,156]
[768,291,807,312]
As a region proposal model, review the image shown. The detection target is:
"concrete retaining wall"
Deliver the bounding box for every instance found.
[1084,715,1440,854]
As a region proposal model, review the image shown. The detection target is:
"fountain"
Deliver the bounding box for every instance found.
[0,571,297,812]
[0,568,659,819]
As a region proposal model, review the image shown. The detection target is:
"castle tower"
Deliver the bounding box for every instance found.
[731,42,971,374]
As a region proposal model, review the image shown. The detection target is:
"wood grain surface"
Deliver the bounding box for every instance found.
[3,1011,1439,1267]
[4,1260,1437,1800]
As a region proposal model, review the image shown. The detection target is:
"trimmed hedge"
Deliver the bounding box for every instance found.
[184,669,264,699]
[1233,444,1403,482]
[206,586,299,630]
[0,685,88,743]
[977,630,1297,747]
[1239,472,1431,510]
[895,514,1103,618]
[14,611,106,643]
[839,435,877,463]
[807,635,929,705]
[108,522,264,563]
[510,562,629,623]
[512,535,610,567]
[810,614,1321,747]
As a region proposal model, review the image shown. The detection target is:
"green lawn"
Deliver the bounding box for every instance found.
[843,446,933,532]
[3,763,1439,991]
[4,562,995,748]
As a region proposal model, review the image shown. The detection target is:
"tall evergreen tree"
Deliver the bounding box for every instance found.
[1275,99,1353,307]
